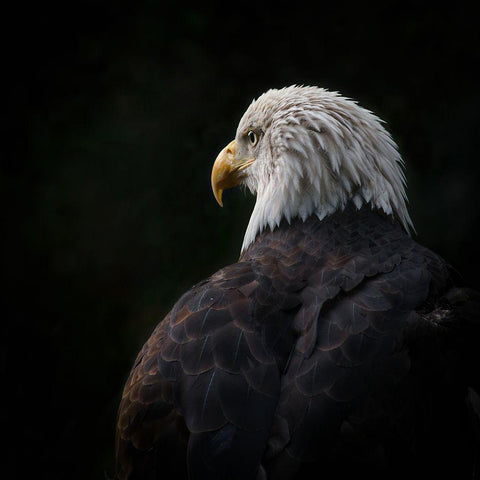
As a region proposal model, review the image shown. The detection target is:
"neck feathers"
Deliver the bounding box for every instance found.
[241,88,413,251]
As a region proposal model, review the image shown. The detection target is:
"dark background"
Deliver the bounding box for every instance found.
[2,1,479,479]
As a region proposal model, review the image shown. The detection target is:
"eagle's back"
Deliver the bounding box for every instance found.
[115,206,479,480]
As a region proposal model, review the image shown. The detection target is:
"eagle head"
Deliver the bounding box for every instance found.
[211,85,413,251]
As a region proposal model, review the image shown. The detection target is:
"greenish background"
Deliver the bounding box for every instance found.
[3,2,479,478]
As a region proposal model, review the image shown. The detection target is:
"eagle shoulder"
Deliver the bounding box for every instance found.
[115,258,299,479]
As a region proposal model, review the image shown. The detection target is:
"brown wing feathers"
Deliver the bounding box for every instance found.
[115,206,477,479]
[116,259,288,479]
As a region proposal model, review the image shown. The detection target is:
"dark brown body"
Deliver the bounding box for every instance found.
[115,205,480,479]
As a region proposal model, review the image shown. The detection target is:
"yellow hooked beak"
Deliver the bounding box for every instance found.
[211,140,255,206]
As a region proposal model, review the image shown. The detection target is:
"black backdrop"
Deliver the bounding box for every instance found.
[3,2,479,479]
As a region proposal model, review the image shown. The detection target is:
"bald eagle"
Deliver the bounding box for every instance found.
[115,86,480,480]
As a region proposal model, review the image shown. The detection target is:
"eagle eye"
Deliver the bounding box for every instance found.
[247,130,258,146]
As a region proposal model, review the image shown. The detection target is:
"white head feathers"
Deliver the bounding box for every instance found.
[234,85,413,251]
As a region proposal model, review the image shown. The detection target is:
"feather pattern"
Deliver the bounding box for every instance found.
[115,206,480,480]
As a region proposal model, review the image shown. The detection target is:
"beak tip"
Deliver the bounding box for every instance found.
[213,188,224,207]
